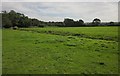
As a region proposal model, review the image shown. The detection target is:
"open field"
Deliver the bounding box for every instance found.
[2,27,119,74]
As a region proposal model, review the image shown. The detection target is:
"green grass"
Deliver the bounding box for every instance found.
[0,29,2,74]
[2,27,119,74]
[20,26,118,41]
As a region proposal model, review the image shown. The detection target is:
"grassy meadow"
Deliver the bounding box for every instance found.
[2,27,119,74]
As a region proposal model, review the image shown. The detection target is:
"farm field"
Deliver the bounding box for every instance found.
[2,27,119,74]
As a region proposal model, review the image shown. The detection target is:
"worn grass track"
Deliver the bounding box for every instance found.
[20,27,118,41]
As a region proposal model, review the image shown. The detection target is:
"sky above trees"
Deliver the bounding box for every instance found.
[2,2,118,22]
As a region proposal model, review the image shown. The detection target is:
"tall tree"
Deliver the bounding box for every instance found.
[64,18,74,27]
[78,19,84,26]
[92,18,101,25]
[2,11,12,28]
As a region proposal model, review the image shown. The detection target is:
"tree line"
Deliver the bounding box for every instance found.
[1,10,120,28]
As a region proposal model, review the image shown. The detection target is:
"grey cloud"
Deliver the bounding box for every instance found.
[2,2,118,22]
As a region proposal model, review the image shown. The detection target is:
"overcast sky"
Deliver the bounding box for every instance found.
[2,2,118,22]
[2,0,120,2]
